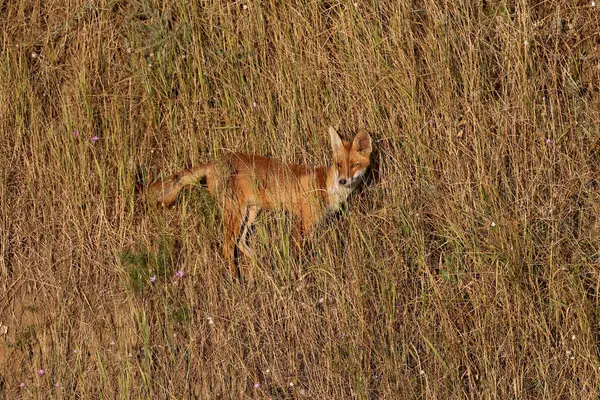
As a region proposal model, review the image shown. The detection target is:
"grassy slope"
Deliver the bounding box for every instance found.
[1,0,600,398]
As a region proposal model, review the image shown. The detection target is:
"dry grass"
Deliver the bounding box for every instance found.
[1,0,600,398]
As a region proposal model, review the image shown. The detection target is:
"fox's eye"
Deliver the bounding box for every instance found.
[351,163,360,168]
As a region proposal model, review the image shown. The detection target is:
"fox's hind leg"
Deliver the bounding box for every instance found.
[222,201,260,280]
[223,199,244,276]
[237,205,260,259]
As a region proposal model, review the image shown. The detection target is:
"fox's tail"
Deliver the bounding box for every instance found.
[146,163,213,207]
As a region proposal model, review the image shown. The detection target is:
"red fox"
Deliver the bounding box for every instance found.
[146,126,372,275]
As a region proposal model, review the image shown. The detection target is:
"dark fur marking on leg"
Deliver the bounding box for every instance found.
[232,245,243,282]
[245,224,255,248]
[232,207,251,282]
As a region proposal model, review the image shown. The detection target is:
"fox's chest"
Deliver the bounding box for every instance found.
[327,183,354,212]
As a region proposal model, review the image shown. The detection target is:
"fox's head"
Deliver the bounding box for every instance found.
[329,126,372,189]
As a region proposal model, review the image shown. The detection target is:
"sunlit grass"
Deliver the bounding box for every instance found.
[1,0,600,398]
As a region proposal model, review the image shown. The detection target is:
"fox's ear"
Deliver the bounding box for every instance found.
[352,129,372,156]
[329,126,343,155]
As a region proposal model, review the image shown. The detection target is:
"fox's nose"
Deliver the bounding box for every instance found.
[339,179,347,185]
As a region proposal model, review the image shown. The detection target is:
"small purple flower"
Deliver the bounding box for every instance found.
[150,275,156,283]
[91,135,99,143]
[37,369,44,376]
[54,383,60,388]
[176,270,184,278]
[545,138,552,145]
[19,383,25,388]
[253,382,260,389]
[73,129,79,137]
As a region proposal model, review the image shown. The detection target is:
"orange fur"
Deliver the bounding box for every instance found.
[146,127,372,275]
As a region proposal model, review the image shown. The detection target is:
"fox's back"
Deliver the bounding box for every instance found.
[210,153,326,210]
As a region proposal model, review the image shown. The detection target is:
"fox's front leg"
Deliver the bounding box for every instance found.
[291,205,319,253]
